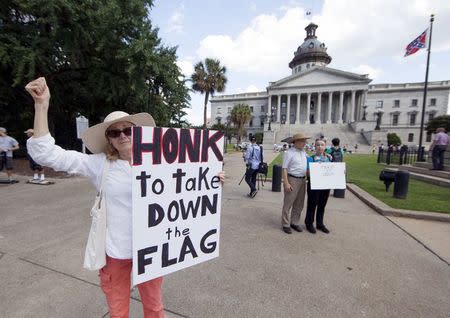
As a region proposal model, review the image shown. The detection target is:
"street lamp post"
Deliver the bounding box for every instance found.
[362,105,368,121]
[375,109,384,130]
[268,105,276,131]
[224,117,231,154]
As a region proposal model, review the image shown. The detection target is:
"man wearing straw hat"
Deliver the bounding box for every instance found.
[281,132,310,234]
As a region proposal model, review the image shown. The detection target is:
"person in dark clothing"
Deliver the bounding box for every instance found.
[305,139,331,234]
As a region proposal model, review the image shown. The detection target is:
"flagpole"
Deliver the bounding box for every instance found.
[417,14,434,161]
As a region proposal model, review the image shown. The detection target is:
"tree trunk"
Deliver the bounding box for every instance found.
[203,92,209,129]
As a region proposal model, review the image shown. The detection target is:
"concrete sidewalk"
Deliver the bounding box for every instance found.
[0,151,449,317]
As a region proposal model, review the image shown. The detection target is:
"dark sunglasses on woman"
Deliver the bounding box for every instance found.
[105,127,133,138]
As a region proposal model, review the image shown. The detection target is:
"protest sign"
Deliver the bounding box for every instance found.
[131,127,224,285]
[309,162,346,190]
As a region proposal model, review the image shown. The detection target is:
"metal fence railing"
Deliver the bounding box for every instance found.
[377,146,428,165]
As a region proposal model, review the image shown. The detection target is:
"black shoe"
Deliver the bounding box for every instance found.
[317,224,330,234]
[282,227,292,234]
[290,224,302,232]
[250,190,258,198]
[305,224,316,234]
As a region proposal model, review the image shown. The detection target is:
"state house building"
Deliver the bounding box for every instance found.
[210,23,450,148]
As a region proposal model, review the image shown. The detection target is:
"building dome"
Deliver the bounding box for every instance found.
[289,23,332,74]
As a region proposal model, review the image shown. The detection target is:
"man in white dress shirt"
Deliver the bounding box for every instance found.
[281,132,310,234]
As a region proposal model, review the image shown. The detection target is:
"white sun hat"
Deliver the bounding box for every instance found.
[81,111,155,154]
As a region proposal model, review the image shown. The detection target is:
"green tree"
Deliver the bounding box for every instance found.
[0,0,190,147]
[426,115,450,133]
[387,132,401,146]
[191,58,227,129]
[230,103,251,143]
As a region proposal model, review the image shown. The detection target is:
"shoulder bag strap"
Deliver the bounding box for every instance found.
[99,158,110,195]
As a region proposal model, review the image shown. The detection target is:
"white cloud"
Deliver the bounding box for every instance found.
[195,0,450,80]
[176,59,194,77]
[167,4,184,33]
[352,64,382,80]
[236,84,262,93]
[249,2,257,11]
[197,8,310,78]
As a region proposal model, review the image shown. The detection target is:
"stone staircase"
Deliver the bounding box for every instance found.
[264,123,370,152]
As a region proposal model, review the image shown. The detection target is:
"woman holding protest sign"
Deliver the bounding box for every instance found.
[26,77,225,317]
[305,139,332,234]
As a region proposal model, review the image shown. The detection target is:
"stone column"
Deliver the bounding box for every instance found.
[306,93,311,124]
[338,91,344,124]
[327,91,333,123]
[296,93,301,124]
[267,95,272,123]
[350,90,356,123]
[286,94,291,124]
[316,92,322,124]
[361,90,368,121]
[276,95,281,123]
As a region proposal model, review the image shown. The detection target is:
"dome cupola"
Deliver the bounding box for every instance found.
[289,23,332,74]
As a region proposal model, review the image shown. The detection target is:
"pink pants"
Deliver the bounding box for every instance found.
[99,255,164,318]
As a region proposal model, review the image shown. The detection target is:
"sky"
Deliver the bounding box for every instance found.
[149,0,450,125]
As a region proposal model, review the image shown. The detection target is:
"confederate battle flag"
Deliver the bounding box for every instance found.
[404,29,427,57]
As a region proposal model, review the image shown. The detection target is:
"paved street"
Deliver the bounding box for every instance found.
[1,150,449,318]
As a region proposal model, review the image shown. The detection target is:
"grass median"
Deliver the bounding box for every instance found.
[267,152,450,214]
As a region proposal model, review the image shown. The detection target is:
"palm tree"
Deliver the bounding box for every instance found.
[230,103,252,142]
[191,58,227,128]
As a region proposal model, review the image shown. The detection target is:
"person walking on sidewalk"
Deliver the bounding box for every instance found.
[25,77,169,318]
[244,136,261,198]
[305,139,331,234]
[430,127,449,170]
[281,133,310,234]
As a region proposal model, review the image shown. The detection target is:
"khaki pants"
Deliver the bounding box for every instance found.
[281,176,306,227]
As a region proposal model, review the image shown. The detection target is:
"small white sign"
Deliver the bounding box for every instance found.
[309,162,346,190]
[76,115,89,139]
[132,127,224,285]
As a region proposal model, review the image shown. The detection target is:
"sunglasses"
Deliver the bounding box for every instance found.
[105,127,133,138]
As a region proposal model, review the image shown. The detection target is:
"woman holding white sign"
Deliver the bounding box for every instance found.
[305,139,331,234]
[25,77,166,317]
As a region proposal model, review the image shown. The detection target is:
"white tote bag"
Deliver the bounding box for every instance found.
[83,159,110,271]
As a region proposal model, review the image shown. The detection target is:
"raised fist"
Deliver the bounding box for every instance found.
[25,77,50,106]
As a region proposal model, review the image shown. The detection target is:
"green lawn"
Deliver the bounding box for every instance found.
[345,154,450,214]
[267,153,283,179]
[267,153,450,213]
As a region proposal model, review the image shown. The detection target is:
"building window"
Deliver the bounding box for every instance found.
[393,100,400,108]
[410,113,416,125]
[260,118,264,127]
[392,114,399,126]
[249,119,253,127]
[216,117,222,125]
[217,107,222,114]
[430,98,436,106]
[408,133,414,142]
[250,106,253,113]
[260,105,265,113]
[426,132,432,142]
[376,100,383,108]
[411,99,418,107]
[428,113,434,122]
[227,107,231,114]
